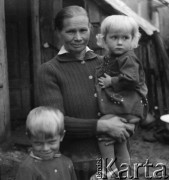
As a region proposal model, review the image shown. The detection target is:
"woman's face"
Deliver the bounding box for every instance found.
[60,15,90,54]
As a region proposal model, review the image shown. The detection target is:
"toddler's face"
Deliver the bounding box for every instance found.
[31,133,64,160]
[105,29,132,55]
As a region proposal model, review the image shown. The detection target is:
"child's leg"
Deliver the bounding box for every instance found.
[115,141,130,179]
[98,140,118,179]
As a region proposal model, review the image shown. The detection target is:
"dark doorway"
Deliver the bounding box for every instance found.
[5,0,32,128]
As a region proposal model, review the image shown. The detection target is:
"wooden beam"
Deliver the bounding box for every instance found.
[30,0,41,106]
[0,0,10,141]
[39,0,60,62]
[153,31,169,113]
[153,32,169,86]
[53,0,62,50]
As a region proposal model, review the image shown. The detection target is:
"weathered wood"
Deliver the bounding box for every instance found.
[31,0,41,106]
[40,0,58,62]
[0,63,3,88]
[153,32,169,114]
[150,41,164,115]
[0,0,10,142]
[53,0,62,51]
[86,0,100,23]
[5,0,32,120]
[153,32,169,86]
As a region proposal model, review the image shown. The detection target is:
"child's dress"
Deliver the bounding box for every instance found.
[95,50,148,120]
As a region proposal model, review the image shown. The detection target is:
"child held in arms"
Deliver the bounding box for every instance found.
[92,15,148,180]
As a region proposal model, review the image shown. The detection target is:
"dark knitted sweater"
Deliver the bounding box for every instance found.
[37,51,102,139]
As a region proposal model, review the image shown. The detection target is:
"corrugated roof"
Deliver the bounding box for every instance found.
[153,0,169,7]
[95,0,159,35]
[158,0,169,4]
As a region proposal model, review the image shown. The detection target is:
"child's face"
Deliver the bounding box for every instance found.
[31,133,64,160]
[105,29,132,55]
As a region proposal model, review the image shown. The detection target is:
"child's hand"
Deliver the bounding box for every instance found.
[90,174,97,180]
[90,173,103,180]
[98,73,112,88]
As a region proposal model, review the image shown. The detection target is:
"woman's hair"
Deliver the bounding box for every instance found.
[55,5,89,31]
[26,106,64,139]
[97,15,141,49]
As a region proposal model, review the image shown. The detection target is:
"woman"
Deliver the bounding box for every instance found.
[37,5,138,179]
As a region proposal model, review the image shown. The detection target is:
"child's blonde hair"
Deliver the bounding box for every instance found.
[26,106,64,139]
[96,15,141,49]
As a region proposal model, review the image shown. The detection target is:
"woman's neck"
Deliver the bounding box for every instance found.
[72,49,86,61]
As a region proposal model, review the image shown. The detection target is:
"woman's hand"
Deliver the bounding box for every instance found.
[97,114,135,142]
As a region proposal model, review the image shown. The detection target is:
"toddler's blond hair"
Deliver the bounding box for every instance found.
[97,15,141,49]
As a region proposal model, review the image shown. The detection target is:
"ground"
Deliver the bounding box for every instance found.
[1,125,169,180]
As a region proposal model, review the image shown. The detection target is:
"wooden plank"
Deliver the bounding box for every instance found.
[153,32,169,86]
[5,0,32,120]
[0,63,3,88]
[40,0,57,62]
[86,0,100,23]
[150,40,164,116]
[53,0,62,50]
[30,0,41,106]
[153,32,169,114]
[0,0,10,141]
[146,42,155,113]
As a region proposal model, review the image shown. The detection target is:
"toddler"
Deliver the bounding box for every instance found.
[93,15,148,179]
[16,106,77,180]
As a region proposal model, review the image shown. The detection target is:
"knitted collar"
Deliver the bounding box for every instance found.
[58,46,92,55]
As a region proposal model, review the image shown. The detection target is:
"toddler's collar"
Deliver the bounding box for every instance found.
[29,151,61,161]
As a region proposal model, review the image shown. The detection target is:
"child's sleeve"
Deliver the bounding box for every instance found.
[70,168,77,180]
[69,160,77,180]
[111,55,140,91]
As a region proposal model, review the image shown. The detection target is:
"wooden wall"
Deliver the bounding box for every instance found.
[5,0,32,124]
[158,6,169,49]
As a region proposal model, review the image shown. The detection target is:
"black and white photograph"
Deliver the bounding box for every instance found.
[0,0,169,179]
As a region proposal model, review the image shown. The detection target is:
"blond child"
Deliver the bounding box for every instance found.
[92,15,148,179]
[16,106,77,180]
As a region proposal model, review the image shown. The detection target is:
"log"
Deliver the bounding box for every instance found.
[30,0,41,106]
[0,0,10,142]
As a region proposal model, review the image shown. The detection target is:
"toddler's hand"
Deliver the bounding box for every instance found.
[98,73,112,88]
[90,173,103,180]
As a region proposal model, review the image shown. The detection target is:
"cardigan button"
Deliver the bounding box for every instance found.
[94,93,97,97]
[81,60,85,64]
[54,169,58,173]
[97,112,101,116]
[89,75,93,79]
